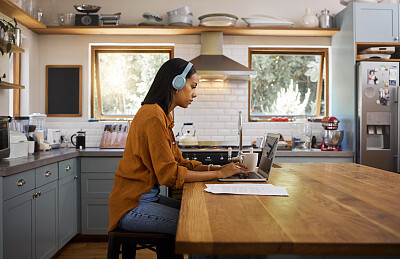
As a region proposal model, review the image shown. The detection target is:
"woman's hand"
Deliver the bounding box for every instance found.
[217,162,248,179]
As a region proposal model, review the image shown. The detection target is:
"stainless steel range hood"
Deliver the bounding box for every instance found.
[190,31,256,81]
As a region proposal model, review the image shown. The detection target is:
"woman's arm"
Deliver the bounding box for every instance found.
[184,163,247,182]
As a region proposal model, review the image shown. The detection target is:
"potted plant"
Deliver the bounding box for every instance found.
[0,17,17,82]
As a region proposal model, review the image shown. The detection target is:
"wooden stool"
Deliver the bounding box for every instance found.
[107,228,181,259]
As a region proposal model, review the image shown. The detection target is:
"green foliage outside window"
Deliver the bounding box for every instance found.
[93,50,170,119]
[250,51,326,120]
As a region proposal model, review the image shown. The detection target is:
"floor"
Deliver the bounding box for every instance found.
[55,241,188,259]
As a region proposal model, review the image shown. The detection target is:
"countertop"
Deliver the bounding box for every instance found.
[176,163,400,255]
[0,147,354,177]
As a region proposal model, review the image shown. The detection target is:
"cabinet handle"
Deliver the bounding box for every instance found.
[74,175,78,180]
[66,165,71,171]
[17,179,25,186]
[395,36,399,41]
[33,193,37,198]
[37,191,41,196]
[45,171,51,177]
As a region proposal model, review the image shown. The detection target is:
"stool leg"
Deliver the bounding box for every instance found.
[107,236,122,259]
[156,238,183,259]
[122,239,137,259]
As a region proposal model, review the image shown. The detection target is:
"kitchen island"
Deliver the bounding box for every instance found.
[176,163,400,256]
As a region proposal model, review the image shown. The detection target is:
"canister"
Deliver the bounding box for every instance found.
[319,9,334,28]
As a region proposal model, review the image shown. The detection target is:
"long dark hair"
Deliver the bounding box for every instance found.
[141,58,196,114]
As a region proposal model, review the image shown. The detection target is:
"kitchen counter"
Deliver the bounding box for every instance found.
[0,148,354,177]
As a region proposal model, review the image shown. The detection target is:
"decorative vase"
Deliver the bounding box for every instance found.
[301,8,319,28]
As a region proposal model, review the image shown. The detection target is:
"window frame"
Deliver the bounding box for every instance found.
[90,45,174,120]
[248,47,329,122]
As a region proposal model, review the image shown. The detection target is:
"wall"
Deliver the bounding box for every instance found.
[43,36,328,148]
[2,0,348,148]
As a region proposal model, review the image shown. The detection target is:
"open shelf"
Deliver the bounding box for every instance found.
[0,81,24,90]
[0,0,46,29]
[0,39,24,53]
[356,42,400,62]
[0,0,339,37]
[31,26,340,37]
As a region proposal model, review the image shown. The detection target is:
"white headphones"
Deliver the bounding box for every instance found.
[172,62,193,90]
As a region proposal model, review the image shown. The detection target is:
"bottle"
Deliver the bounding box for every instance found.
[301,8,319,28]
[319,9,334,28]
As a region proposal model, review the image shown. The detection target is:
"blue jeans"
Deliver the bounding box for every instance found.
[119,192,181,235]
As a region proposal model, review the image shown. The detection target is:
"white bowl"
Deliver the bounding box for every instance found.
[168,14,193,26]
[167,5,192,16]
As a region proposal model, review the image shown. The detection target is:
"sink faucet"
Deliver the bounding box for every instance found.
[228,111,243,163]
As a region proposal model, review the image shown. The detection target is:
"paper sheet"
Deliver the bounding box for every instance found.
[204,184,289,196]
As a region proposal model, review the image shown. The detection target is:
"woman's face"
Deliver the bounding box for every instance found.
[172,73,199,109]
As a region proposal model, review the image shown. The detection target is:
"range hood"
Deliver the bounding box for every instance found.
[190,31,256,81]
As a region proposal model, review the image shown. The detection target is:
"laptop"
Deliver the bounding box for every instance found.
[219,135,279,182]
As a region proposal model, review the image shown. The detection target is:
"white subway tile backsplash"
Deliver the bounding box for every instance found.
[45,44,318,148]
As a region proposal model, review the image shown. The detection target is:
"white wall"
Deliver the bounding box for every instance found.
[2,0,349,148]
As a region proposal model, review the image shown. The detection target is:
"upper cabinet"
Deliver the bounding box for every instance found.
[355,3,399,43]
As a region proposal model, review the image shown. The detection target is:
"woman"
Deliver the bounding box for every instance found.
[108,58,246,256]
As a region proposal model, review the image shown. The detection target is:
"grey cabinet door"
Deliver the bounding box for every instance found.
[35,181,58,259]
[3,190,35,259]
[355,3,399,43]
[58,174,78,248]
[81,198,109,234]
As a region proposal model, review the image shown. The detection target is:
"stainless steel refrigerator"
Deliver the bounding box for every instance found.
[357,61,398,173]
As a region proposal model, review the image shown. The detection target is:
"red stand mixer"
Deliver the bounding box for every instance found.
[319,116,344,151]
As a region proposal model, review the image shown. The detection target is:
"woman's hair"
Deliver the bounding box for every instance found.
[142,58,197,114]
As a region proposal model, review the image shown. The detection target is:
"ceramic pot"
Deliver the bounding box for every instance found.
[301,8,319,28]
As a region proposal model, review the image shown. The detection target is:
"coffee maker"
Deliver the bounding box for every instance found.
[320,116,344,151]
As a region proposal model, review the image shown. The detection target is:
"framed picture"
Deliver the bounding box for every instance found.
[46,65,82,117]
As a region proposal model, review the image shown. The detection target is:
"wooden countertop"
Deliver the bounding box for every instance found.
[175,163,400,255]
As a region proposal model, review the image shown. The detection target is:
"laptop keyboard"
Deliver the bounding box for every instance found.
[237,172,263,179]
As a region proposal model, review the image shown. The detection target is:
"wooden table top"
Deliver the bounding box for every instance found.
[175,163,400,255]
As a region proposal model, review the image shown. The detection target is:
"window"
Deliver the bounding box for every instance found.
[248,48,328,121]
[91,46,173,120]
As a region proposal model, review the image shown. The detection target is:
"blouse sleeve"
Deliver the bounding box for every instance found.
[173,144,202,169]
[142,116,187,189]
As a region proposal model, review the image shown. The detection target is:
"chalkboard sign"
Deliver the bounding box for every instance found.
[46,65,82,117]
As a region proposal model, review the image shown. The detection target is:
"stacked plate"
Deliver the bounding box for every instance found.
[167,5,193,26]
[198,13,238,27]
[241,15,293,27]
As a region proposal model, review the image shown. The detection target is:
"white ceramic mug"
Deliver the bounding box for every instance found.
[242,153,258,172]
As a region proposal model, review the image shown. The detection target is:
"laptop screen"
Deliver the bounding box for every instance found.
[262,135,279,158]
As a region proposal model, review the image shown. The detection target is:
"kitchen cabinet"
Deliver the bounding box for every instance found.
[80,157,119,234]
[3,164,59,259]
[355,3,399,43]
[58,158,79,249]
[1,158,81,259]
[80,157,168,234]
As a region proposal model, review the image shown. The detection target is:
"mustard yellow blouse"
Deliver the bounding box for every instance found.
[108,104,201,231]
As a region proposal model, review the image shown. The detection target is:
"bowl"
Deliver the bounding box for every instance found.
[167,5,192,16]
[168,14,193,26]
[73,4,101,14]
[323,130,344,148]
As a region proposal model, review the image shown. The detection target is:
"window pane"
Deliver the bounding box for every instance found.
[250,53,324,117]
[97,52,169,116]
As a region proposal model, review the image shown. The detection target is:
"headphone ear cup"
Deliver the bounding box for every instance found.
[172,75,186,90]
